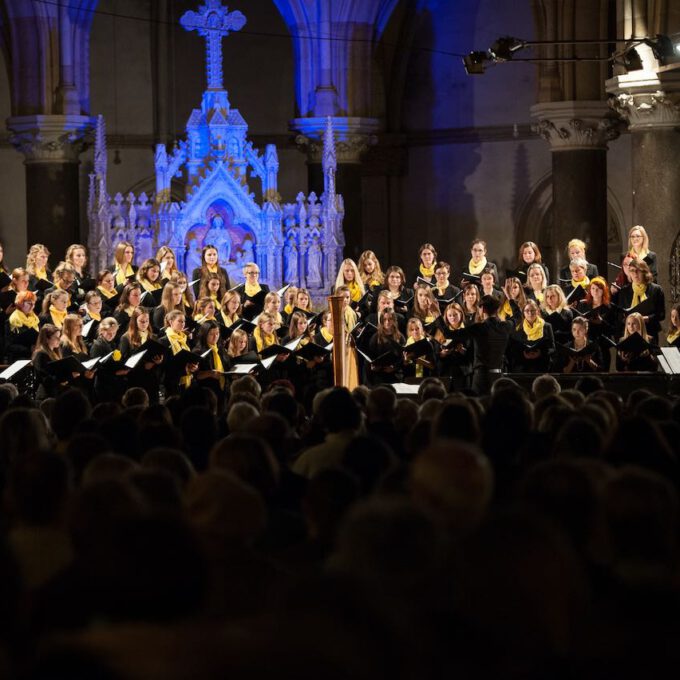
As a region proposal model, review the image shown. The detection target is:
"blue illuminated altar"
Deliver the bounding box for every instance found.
[87,0,345,299]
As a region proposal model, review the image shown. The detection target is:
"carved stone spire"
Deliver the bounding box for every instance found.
[180,1,246,91]
[322,116,336,199]
[94,114,107,178]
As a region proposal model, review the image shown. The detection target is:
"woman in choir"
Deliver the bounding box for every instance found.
[541,284,574,344]
[335,285,360,389]
[357,250,385,289]
[159,310,199,395]
[508,299,555,373]
[294,287,314,313]
[95,270,119,313]
[403,317,438,379]
[413,243,438,285]
[462,284,483,326]
[227,329,256,363]
[192,245,231,296]
[616,258,665,345]
[119,307,163,402]
[152,282,184,332]
[156,245,179,281]
[517,241,549,283]
[1,268,29,319]
[90,317,128,403]
[433,261,461,305]
[480,269,502,301]
[366,290,406,334]
[220,289,241,328]
[5,290,40,362]
[667,304,680,348]
[367,308,405,385]
[46,262,81,311]
[498,277,525,324]
[315,309,334,347]
[463,239,498,285]
[627,225,657,281]
[263,291,284,330]
[32,324,64,399]
[434,301,472,390]
[611,253,633,301]
[525,263,548,305]
[238,261,270,316]
[559,239,598,283]
[136,258,163,294]
[113,282,143,336]
[193,297,218,325]
[253,311,282,354]
[26,243,51,290]
[616,312,657,372]
[81,290,104,346]
[563,257,591,303]
[578,276,616,345]
[199,272,226,312]
[39,289,69,329]
[382,266,413,317]
[170,271,196,317]
[411,283,441,331]
[112,241,137,288]
[559,316,606,374]
[193,320,229,407]
[60,314,95,394]
[65,243,93,292]
[282,310,315,345]
[334,258,365,306]
[281,310,322,393]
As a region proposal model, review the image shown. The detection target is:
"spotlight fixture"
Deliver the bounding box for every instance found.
[488,36,526,62]
[463,51,488,75]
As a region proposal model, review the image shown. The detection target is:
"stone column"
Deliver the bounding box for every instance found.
[7,115,92,258]
[607,68,680,302]
[531,102,621,279]
[292,116,379,260]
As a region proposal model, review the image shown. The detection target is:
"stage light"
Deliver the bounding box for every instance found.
[488,36,525,62]
[463,51,488,75]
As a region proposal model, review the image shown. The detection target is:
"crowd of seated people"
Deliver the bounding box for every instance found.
[0,225,676,404]
[0,373,679,677]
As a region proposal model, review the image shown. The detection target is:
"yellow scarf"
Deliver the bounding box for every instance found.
[209,294,222,310]
[320,327,333,344]
[115,264,134,286]
[668,330,680,345]
[499,300,514,320]
[344,306,358,332]
[244,282,261,297]
[49,306,67,328]
[633,248,649,260]
[207,264,218,273]
[166,328,191,387]
[141,279,161,292]
[425,315,435,324]
[35,267,48,281]
[631,282,648,307]
[571,277,590,289]
[125,306,137,316]
[523,316,545,341]
[209,344,225,389]
[405,336,425,378]
[87,311,102,321]
[419,263,435,278]
[9,309,40,331]
[97,286,117,299]
[139,330,149,345]
[348,280,362,303]
[284,303,293,315]
[437,282,450,295]
[469,258,487,275]
[221,310,239,327]
[533,290,545,303]
[254,326,277,353]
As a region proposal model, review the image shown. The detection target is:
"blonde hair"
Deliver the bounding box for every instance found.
[357,250,385,285]
[526,263,547,290]
[567,238,587,254]
[227,329,249,357]
[113,241,134,267]
[42,289,69,315]
[65,244,87,269]
[61,314,88,354]
[624,312,650,341]
[335,258,365,296]
[97,317,119,336]
[26,244,50,276]
[628,225,650,256]
[156,246,178,277]
[541,284,569,313]
[412,284,440,321]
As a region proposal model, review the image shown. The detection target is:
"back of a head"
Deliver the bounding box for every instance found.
[262,389,300,429]
[635,396,672,423]
[480,294,500,316]
[209,434,279,500]
[128,469,183,516]
[575,375,604,397]
[553,416,604,460]
[319,388,361,434]
[0,408,52,464]
[231,374,262,399]
[367,386,397,423]
[532,374,561,401]
[141,448,195,489]
[432,399,480,444]
[410,440,493,537]
[51,389,92,441]
[186,470,267,545]
[342,435,396,496]
[82,453,138,486]
[226,401,259,433]
[121,387,149,409]
[418,378,446,403]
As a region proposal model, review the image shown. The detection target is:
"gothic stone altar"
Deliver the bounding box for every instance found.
[87,0,345,300]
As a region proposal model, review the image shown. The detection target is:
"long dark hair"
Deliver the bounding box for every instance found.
[194,320,221,350]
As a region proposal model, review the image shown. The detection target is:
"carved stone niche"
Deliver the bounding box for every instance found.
[531,102,622,151]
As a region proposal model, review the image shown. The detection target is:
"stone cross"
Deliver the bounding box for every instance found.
[180,1,247,91]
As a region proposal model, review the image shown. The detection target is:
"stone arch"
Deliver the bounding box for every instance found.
[516,172,625,278]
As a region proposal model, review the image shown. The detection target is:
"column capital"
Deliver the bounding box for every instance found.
[291,116,380,163]
[606,68,680,130]
[6,115,93,163]
[531,101,622,151]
